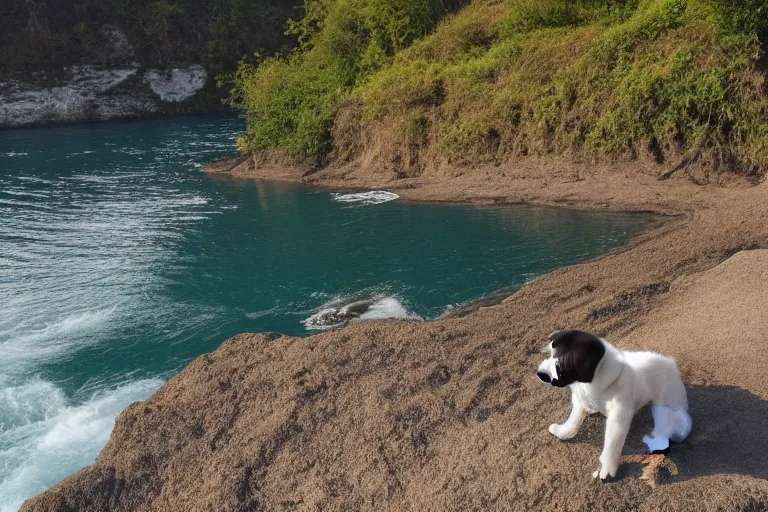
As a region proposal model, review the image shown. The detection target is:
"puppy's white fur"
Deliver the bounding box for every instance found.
[542,336,692,480]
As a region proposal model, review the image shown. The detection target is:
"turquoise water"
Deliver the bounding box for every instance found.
[0,115,647,509]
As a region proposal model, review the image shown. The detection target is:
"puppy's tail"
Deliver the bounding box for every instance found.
[668,407,692,443]
[652,404,692,443]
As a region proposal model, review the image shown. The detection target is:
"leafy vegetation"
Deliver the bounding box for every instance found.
[227,0,467,159]
[231,0,768,177]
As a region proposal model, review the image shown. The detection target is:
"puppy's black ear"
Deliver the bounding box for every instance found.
[549,329,577,357]
[548,329,605,386]
[567,336,605,383]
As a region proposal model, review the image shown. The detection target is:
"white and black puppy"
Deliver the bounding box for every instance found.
[537,329,692,480]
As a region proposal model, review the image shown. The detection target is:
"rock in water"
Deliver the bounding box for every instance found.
[304,298,376,329]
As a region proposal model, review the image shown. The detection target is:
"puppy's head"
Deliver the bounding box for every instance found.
[537,329,605,387]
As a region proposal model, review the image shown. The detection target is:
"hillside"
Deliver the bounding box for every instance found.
[230,0,768,179]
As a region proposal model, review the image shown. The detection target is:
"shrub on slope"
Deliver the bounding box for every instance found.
[233,0,768,177]
[228,0,465,161]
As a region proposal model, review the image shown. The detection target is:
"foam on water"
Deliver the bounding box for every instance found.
[0,380,66,434]
[330,191,399,205]
[0,378,162,511]
[303,295,420,330]
[0,307,117,367]
[359,297,422,321]
[302,307,347,330]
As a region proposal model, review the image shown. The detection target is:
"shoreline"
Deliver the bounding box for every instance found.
[206,154,677,322]
[25,155,768,510]
[0,109,236,133]
[204,154,746,215]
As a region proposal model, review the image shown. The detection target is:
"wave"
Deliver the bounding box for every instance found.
[175,216,209,221]
[330,191,399,206]
[0,379,66,433]
[0,190,50,199]
[0,378,162,512]
[0,307,117,366]
[246,305,281,320]
[303,295,421,330]
[65,150,96,158]
[1,306,116,344]
[359,297,421,321]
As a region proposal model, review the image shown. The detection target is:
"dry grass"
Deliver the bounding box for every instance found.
[330,0,768,178]
[621,453,680,487]
[232,0,768,179]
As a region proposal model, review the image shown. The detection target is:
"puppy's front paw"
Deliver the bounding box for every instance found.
[596,456,618,480]
[549,423,577,440]
[592,461,609,481]
[592,465,613,481]
[549,423,568,439]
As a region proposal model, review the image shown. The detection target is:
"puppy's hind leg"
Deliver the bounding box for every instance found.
[643,405,671,452]
[594,404,632,480]
[643,405,692,452]
[549,390,588,440]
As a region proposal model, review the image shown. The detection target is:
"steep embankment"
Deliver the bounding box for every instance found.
[231,0,768,180]
[22,177,768,510]
[0,63,210,129]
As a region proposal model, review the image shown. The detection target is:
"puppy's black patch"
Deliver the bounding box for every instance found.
[549,329,605,387]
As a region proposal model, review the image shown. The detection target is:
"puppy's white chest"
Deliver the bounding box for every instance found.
[572,383,603,414]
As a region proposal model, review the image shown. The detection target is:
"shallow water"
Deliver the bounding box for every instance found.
[0,115,647,509]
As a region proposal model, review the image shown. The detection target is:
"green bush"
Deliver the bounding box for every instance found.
[325,0,768,174]
[709,0,768,34]
[230,55,345,159]
[229,0,459,158]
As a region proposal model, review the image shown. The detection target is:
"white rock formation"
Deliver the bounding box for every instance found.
[0,64,208,129]
[143,65,208,102]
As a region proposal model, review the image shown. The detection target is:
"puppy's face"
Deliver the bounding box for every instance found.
[537,329,606,387]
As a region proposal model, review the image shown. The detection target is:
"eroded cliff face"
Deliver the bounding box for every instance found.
[0,63,208,129]
[0,24,213,129]
[20,181,768,511]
